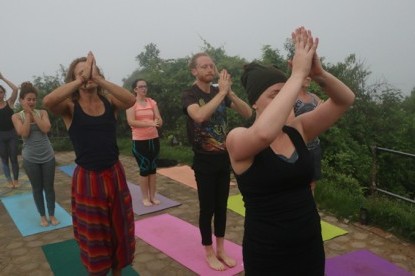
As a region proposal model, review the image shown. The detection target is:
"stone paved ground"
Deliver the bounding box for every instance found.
[0,151,414,275]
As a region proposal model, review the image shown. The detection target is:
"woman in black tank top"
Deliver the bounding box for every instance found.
[226,27,355,275]
[43,52,137,276]
[0,72,19,188]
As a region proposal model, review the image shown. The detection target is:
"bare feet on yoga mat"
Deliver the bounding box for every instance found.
[206,253,226,271]
[205,246,227,271]
[217,251,236,268]
[151,198,160,205]
[7,181,14,189]
[13,180,20,188]
[142,199,152,207]
[50,216,60,226]
[40,216,49,227]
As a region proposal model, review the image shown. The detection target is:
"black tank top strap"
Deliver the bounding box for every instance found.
[282,125,308,154]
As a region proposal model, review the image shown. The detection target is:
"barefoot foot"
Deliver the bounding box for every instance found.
[40,217,49,227]
[13,180,20,188]
[151,198,160,205]
[50,216,60,226]
[206,254,226,271]
[142,199,152,207]
[7,181,14,189]
[218,252,236,268]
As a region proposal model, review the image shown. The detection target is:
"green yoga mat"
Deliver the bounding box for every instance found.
[227,193,348,241]
[42,239,139,276]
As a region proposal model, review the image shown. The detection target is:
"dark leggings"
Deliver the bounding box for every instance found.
[132,138,160,177]
[23,158,56,216]
[0,129,19,181]
[193,153,230,245]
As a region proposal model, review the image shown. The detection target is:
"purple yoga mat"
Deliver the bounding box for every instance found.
[135,213,244,275]
[127,182,181,216]
[325,249,412,276]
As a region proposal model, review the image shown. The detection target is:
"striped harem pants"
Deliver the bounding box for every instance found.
[71,161,135,275]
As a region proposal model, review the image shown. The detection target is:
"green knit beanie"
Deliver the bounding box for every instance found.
[241,63,288,105]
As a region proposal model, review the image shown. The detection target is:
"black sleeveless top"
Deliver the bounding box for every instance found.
[0,104,15,131]
[68,95,119,171]
[235,126,324,275]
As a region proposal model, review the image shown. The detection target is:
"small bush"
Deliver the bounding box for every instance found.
[315,163,415,242]
[365,195,415,241]
[316,176,365,220]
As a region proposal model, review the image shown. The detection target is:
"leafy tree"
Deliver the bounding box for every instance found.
[259,45,289,73]
[123,41,252,144]
[32,67,66,138]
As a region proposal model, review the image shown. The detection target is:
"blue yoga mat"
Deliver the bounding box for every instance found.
[58,163,76,177]
[1,193,72,236]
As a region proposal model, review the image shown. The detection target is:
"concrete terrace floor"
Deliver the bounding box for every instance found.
[0,151,414,275]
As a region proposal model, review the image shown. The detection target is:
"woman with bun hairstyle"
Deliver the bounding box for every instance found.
[12,82,58,227]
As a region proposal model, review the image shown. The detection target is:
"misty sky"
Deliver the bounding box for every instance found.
[1,0,414,96]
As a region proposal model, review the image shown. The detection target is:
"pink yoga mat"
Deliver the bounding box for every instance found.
[325,249,412,276]
[134,214,244,275]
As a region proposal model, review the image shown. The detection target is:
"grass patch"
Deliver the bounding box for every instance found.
[364,195,415,241]
[315,167,415,242]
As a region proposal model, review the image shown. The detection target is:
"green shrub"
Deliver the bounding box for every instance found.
[316,175,365,220]
[159,139,193,164]
[365,195,415,241]
[315,161,415,242]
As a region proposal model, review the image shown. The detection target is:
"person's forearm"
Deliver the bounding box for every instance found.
[228,91,252,119]
[43,79,82,109]
[2,76,18,91]
[129,120,156,128]
[254,75,304,140]
[313,71,355,107]
[32,112,51,133]
[2,76,18,103]
[190,91,227,123]
[95,78,135,109]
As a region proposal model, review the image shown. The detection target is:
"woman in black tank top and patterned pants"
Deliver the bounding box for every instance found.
[43,52,137,276]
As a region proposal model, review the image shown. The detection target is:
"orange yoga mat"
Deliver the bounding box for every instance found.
[157,165,236,190]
